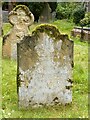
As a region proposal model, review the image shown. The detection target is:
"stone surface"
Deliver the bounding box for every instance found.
[51,11,56,21]
[17,24,73,108]
[2,10,9,23]
[2,5,34,59]
[39,3,52,23]
[71,28,90,41]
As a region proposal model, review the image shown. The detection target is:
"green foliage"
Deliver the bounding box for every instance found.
[0,37,2,118]
[80,12,90,26]
[56,3,70,19]
[56,3,80,20]
[2,23,12,36]
[52,19,75,37]
[72,4,85,25]
[56,2,86,25]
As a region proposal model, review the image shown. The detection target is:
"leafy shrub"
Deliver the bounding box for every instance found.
[56,3,71,19]
[80,12,90,26]
[56,3,81,20]
[72,5,85,25]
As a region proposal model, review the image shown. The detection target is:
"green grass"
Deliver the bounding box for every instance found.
[52,19,75,37]
[2,23,12,36]
[1,20,88,118]
[0,37,2,118]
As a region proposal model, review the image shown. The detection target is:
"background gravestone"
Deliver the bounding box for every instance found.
[17,24,73,108]
[39,3,52,23]
[2,5,34,59]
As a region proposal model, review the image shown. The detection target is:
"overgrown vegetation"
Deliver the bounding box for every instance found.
[56,2,77,20]
[0,37,2,118]
[55,2,86,25]
[80,12,90,27]
[1,20,88,118]
[72,4,85,25]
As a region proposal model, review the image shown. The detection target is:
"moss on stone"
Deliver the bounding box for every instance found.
[13,5,31,15]
[8,5,33,25]
[32,24,69,41]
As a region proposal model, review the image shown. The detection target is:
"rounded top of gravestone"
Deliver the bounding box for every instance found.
[8,5,34,26]
[32,24,69,41]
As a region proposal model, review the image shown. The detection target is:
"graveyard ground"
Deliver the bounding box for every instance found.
[1,20,88,118]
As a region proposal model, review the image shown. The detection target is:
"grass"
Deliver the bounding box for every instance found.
[52,19,75,36]
[0,37,2,118]
[2,23,12,36]
[1,20,88,118]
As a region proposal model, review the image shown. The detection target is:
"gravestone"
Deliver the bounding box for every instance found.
[39,3,52,23]
[2,5,34,59]
[17,24,73,108]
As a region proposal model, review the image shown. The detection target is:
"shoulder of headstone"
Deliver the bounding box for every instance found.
[32,24,71,41]
[3,32,10,45]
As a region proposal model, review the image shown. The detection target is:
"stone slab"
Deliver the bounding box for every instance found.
[17,24,73,108]
[2,5,34,59]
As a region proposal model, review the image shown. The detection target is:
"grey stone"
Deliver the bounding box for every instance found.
[17,24,73,108]
[39,3,52,23]
[71,28,90,41]
[2,5,34,59]
[2,10,9,23]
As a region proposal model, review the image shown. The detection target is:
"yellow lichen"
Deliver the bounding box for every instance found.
[32,24,69,41]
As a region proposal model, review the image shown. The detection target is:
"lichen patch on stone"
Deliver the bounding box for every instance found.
[17,24,73,108]
[32,24,69,41]
[2,5,34,59]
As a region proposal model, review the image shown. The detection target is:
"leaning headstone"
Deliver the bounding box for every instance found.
[17,24,73,108]
[2,5,34,59]
[39,3,52,23]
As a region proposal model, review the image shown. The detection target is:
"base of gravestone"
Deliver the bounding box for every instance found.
[18,100,72,109]
[2,5,34,59]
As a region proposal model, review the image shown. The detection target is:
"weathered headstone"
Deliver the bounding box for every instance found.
[2,5,34,59]
[39,3,52,23]
[17,24,73,108]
